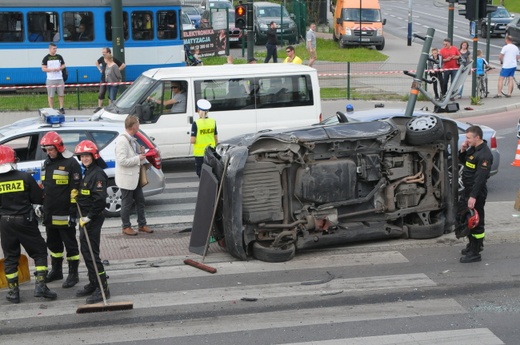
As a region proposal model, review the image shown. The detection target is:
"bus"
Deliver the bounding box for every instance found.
[0,0,186,86]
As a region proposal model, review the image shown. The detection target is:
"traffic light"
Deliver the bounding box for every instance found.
[235,4,246,29]
[458,0,496,20]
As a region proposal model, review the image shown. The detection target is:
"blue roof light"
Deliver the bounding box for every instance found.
[39,108,65,126]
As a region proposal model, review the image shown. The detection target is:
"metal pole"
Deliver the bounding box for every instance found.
[404,27,435,117]
[111,0,126,81]
[247,0,254,61]
[407,0,412,46]
[471,1,479,99]
[485,12,491,62]
[447,0,454,44]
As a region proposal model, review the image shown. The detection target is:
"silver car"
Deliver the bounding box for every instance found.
[0,110,165,216]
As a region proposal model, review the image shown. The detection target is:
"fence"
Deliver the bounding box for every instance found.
[0,62,500,112]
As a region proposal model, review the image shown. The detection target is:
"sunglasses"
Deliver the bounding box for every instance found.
[286,50,292,53]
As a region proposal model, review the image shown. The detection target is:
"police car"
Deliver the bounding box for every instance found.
[0,109,165,217]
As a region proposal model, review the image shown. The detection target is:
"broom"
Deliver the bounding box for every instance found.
[76,203,133,313]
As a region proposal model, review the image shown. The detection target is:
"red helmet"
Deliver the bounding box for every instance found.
[74,140,100,160]
[467,208,480,230]
[40,131,65,153]
[0,145,16,165]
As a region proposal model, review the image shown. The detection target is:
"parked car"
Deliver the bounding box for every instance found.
[182,12,196,31]
[479,6,514,38]
[197,115,460,262]
[182,5,202,28]
[320,108,500,178]
[0,110,165,217]
[505,16,520,45]
[253,2,298,45]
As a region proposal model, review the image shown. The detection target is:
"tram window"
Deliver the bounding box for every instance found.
[62,11,94,41]
[27,12,59,42]
[157,11,178,39]
[0,12,23,42]
[105,12,129,41]
[132,11,153,40]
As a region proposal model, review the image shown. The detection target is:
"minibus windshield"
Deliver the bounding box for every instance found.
[115,75,155,109]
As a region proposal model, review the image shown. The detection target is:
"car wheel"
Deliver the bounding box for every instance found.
[375,38,385,51]
[105,178,122,217]
[407,218,445,239]
[254,31,260,45]
[252,241,295,262]
[405,115,444,145]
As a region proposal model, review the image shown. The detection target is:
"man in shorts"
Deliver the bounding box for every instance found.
[495,35,520,98]
[41,43,66,114]
[306,23,317,67]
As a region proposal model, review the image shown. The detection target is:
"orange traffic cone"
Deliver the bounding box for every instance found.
[512,139,520,167]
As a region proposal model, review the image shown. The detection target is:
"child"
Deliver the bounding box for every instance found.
[193,49,203,65]
[476,49,489,97]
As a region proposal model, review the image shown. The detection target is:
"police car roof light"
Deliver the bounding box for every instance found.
[39,108,65,126]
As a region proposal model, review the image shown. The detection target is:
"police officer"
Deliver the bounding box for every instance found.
[73,140,111,304]
[39,131,82,288]
[0,145,57,303]
[190,99,218,177]
[458,125,493,263]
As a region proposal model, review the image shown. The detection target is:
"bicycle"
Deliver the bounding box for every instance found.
[502,69,520,96]
[476,66,493,99]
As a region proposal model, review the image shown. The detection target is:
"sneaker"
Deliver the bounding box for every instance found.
[93,107,102,113]
[59,108,65,114]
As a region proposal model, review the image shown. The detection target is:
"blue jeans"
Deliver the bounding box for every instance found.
[120,186,147,229]
[107,85,119,102]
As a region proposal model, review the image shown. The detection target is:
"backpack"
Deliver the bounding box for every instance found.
[62,67,68,82]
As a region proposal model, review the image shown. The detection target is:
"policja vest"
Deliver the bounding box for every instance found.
[193,118,216,157]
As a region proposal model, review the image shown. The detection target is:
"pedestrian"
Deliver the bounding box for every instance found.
[457,40,471,98]
[115,115,153,236]
[39,131,82,289]
[104,53,123,104]
[427,47,444,100]
[306,23,317,67]
[283,45,302,64]
[264,22,278,63]
[190,99,218,177]
[94,47,126,113]
[0,145,57,304]
[148,82,186,113]
[495,35,520,98]
[458,126,492,263]
[73,140,111,304]
[41,43,66,114]
[439,38,460,99]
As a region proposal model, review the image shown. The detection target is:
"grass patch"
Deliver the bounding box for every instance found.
[499,1,520,13]
[321,87,403,100]
[0,90,99,112]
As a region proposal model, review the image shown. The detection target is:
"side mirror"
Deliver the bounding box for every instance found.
[336,18,342,24]
[382,18,387,25]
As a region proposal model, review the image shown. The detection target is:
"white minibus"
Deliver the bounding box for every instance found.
[93,64,322,159]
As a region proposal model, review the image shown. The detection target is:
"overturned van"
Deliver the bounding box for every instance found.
[198,115,459,262]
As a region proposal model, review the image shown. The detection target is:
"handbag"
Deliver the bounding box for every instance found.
[139,163,150,187]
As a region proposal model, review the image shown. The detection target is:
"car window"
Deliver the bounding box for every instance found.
[58,131,89,152]
[2,134,39,162]
[89,131,119,151]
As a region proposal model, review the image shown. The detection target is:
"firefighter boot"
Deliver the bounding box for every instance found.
[86,273,110,304]
[461,236,484,255]
[460,238,483,263]
[6,277,20,304]
[75,272,97,297]
[46,257,63,282]
[62,260,80,288]
[34,271,58,299]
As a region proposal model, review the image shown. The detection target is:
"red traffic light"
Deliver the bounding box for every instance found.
[236,5,246,17]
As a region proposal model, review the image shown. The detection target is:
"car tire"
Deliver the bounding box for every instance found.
[105,178,122,217]
[407,218,445,239]
[405,115,444,145]
[252,241,295,262]
[376,38,385,51]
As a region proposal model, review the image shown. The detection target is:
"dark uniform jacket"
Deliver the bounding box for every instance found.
[41,153,81,226]
[76,164,108,220]
[266,27,278,45]
[458,141,493,199]
[0,170,43,216]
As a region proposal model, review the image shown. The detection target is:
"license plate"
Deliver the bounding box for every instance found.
[497,25,505,29]
[361,38,370,42]
[276,29,281,33]
[230,37,238,41]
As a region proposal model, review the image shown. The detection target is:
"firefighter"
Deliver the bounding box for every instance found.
[458,125,493,263]
[73,140,111,304]
[0,145,57,303]
[39,131,82,288]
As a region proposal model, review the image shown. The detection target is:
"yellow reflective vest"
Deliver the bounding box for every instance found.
[193,118,216,157]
